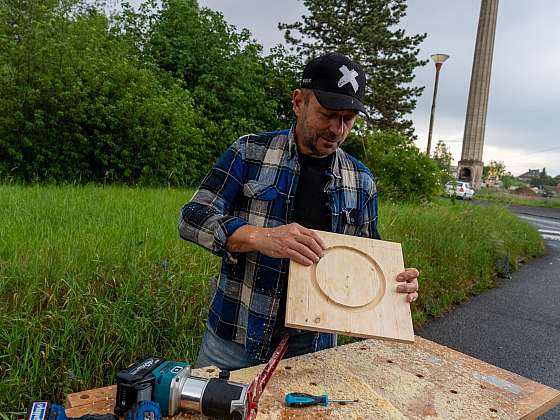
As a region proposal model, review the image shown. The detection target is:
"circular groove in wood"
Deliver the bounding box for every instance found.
[313,245,386,308]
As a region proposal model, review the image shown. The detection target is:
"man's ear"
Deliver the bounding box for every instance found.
[292,89,304,117]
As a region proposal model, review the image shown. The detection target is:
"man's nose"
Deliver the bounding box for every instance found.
[329,115,344,137]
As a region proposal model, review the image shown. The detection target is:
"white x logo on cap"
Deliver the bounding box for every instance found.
[337,65,359,93]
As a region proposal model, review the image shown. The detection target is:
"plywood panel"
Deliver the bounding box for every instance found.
[65,337,560,419]
[286,230,414,342]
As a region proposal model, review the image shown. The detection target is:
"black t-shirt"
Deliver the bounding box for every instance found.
[275,152,333,330]
[290,153,333,230]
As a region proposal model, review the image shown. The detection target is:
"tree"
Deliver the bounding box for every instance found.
[279,0,427,137]
[134,0,278,137]
[486,160,506,179]
[501,174,522,190]
[529,168,556,188]
[432,141,453,171]
[0,0,215,185]
[262,45,303,129]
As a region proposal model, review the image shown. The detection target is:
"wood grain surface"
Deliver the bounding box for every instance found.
[286,230,414,343]
[65,337,560,419]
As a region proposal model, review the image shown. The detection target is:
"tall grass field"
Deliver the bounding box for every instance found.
[475,188,560,208]
[0,185,544,415]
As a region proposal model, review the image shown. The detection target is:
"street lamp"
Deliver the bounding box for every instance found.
[426,53,450,156]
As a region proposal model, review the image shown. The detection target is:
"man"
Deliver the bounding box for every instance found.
[178,52,419,370]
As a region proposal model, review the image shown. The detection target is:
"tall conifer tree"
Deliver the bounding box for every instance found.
[279,0,427,137]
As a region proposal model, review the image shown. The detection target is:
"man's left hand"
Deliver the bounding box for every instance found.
[396,268,419,303]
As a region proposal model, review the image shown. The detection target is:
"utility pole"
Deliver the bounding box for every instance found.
[426,54,449,156]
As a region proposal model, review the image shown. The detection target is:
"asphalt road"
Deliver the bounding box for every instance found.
[417,204,560,419]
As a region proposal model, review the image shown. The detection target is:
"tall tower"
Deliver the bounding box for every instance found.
[458,0,499,188]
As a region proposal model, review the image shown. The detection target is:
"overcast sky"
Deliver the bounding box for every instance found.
[191,1,560,176]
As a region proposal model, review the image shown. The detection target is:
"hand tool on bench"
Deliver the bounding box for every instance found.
[285,392,358,408]
[25,401,118,420]
[26,399,162,420]
[114,334,289,420]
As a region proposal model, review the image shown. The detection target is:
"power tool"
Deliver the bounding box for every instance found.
[114,334,289,420]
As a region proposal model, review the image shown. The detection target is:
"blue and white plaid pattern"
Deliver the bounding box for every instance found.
[178,126,380,361]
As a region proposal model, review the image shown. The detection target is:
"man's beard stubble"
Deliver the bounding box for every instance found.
[299,117,343,158]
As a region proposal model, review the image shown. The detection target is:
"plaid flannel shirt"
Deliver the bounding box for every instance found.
[178,126,380,361]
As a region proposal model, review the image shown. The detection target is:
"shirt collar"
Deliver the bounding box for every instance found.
[288,123,298,159]
[331,149,343,180]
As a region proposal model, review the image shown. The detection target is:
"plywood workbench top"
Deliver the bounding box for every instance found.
[66,336,560,419]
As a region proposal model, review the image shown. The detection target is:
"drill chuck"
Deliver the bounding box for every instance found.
[178,375,248,419]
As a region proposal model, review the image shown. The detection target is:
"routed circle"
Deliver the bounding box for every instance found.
[314,246,385,308]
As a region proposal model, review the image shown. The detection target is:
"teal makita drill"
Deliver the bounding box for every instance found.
[114,335,289,420]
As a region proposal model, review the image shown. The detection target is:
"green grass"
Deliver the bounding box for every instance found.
[0,185,218,415]
[379,198,544,325]
[0,185,545,414]
[475,188,560,208]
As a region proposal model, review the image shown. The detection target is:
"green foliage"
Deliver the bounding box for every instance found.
[0,0,219,185]
[380,200,544,324]
[262,45,303,128]
[529,168,557,187]
[361,131,444,201]
[501,174,523,190]
[432,141,453,171]
[134,0,282,135]
[0,185,544,411]
[0,185,215,412]
[483,160,506,180]
[432,140,454,184]
[279,0,427,137]
[0,0,306,186]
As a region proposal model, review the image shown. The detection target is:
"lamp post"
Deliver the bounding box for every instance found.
[426,53,450,156]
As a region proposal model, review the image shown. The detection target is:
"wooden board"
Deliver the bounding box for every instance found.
[286,230,414,342]
[65,337,560,419]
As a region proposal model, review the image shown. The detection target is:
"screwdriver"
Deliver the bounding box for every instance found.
[285,392,358,407]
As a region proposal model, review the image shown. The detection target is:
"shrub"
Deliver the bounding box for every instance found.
[361,130,444,202]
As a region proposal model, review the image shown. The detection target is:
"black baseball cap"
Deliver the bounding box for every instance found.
[300,52,368,118]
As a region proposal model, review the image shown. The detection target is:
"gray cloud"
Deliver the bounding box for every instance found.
[189,0,560,175]
[407,0,560,174]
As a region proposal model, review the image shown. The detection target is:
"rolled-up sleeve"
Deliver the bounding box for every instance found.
[178,139,248,263]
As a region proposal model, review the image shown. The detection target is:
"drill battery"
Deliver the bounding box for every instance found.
[114,356,189,417]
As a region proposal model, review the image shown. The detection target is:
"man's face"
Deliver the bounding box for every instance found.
[293,89,358,157]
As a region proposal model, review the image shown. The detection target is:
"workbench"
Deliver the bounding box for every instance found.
[65,336,560,419]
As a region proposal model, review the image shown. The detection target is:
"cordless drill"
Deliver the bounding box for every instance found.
[114,356,249,419]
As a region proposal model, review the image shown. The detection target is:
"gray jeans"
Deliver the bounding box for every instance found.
[195,325,337,370]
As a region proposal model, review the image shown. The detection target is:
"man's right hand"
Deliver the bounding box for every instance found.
[227,223,327,266]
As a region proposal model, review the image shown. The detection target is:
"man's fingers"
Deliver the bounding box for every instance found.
[396,268,420,282]
[306,229,327,250]
[289,241,321,264]
[286,248,314,266]
[394,267,420,303]
[396,282,418,293]
[296,232,325,258]
[407,292,418,303]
